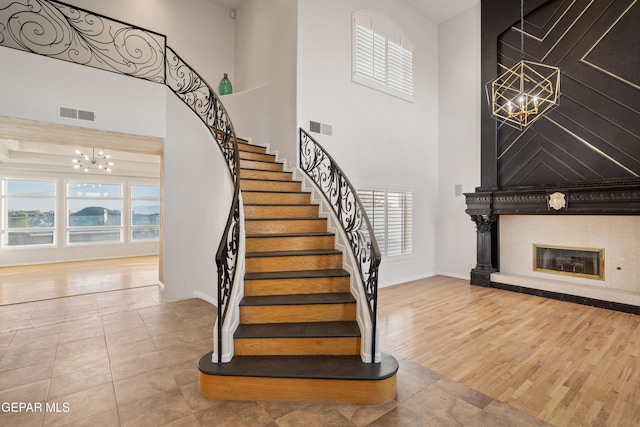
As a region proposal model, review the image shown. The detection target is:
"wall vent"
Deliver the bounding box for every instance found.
[78,110,95,122]
[59,107,78,119]
[309,120,332,136]
[60,107,95,122]
[310,121,321,133]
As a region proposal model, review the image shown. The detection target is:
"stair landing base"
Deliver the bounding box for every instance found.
[198,352,398,405]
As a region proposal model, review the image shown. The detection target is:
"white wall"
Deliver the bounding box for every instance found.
[0,0,237,302]
[297,0,439,287]
[436,3,481,279]
[231,0,298,164]
[0,48,166,137]
[62,0,235,89]
[162,93,233,302]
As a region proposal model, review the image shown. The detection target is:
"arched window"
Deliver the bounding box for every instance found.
[352,10,414,101]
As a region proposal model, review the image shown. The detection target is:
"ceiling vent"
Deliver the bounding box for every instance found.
[60,107,96,122]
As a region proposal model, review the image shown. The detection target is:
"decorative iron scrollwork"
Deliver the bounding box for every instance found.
[165,47,240,364]
[299,129,381,358]
[0,0,165,82]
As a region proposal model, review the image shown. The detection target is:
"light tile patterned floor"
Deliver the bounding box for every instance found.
[0,286,551,426]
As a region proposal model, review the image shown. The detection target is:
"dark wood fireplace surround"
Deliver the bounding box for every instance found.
[466,0,640,312]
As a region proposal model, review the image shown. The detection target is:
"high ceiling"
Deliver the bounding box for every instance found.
[0,0,479,177]
[208,0,479,24]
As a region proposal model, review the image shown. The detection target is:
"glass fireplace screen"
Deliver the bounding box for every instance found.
[534,244,604,280]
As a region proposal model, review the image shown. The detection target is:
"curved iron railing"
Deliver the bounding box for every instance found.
[0,0,241,364]
[165,48,240,364]
[299,128,381,359]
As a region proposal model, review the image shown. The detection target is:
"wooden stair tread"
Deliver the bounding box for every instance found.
[245,217,326,223]
[241,293,355,306]
[199,353,398,381]
[246,232,334,238]
[244,203,319,207]
[240,168,293,173]
[245,269,349,280]
[235,321,360,338]
[245,249,341,258]
[242,190,308,195]
[241,178,296,183]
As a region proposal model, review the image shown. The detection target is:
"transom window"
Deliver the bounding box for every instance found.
[352,10,414,101]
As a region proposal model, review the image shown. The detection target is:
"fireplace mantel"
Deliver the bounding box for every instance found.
[465,180,640,217]
[464,181,640,313]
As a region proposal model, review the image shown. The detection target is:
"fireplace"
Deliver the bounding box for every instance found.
[466,0,640,314]
[533,244,604,280]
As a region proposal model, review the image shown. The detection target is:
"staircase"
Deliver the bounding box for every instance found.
[198,139,398,405]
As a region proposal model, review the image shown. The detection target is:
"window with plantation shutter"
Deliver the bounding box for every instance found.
[358,188,412,257]
[352,11,414,101]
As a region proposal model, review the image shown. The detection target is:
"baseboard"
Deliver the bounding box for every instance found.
[434,271,471,281]
[194,291,218,308]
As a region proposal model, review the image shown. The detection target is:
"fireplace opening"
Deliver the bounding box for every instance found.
[533,244,604,280]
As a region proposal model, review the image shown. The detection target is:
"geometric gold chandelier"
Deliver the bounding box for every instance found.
[72,148,114,172]
[486,0,560,130]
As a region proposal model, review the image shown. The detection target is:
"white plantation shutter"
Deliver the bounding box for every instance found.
[358,188,412,257]
[354,24,387,84]
[386,191,412,256]
[387,40,413,94]
[359,189,387,254]
[352,11,414,100]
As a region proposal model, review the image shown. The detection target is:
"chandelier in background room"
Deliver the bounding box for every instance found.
[486,0,560,130]
[72,148,114,172]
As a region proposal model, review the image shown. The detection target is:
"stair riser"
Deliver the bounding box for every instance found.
[244,205,319,219]
[242,192,311,205]
[239,151,275,162]
[234,337,360,356]
[199,374,397,405]
[241,180,301,192]
[240,169,292,181]
[237,142,266,154]
[246,235,335,252]
[240,304,356,323]
[244,276,350,296]
[245,220,327,234]
[241,159,283,171]
[246,254,342,273]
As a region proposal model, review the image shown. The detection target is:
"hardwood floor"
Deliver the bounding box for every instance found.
[1,260,637,425]
[378,275,640,427]
[0,256,159,305]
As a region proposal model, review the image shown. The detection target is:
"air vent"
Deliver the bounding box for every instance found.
[78,110,95,122]
[60,107,96,122]
[59,107,78,119]
[310,121,321,133]
[309,121,332,136]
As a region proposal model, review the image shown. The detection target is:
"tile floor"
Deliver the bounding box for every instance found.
[0,285,551,426]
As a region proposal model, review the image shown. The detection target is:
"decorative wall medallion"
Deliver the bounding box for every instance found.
[548,192,567,210]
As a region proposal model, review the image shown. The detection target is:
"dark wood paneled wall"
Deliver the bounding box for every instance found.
[467,0,640,287]
[482,0,640,189]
